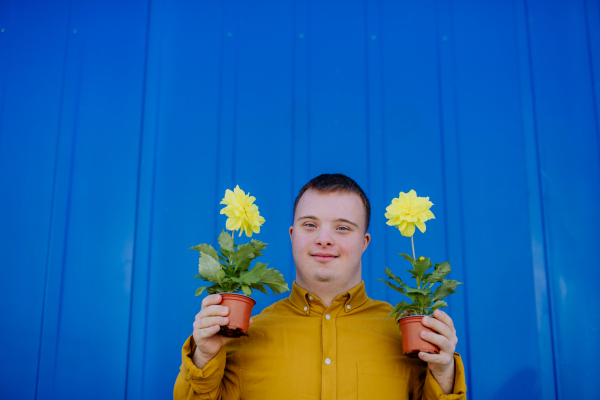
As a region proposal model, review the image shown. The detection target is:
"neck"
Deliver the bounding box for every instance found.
[295,275,362,308]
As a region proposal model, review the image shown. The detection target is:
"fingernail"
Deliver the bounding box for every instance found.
[422,317,429,324]
[421,331,427,338]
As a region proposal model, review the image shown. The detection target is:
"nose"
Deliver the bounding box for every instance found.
[315,229,334,247]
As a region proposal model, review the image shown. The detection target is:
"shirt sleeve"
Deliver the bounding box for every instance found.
[173,335,242,400]
[409,353,467,400]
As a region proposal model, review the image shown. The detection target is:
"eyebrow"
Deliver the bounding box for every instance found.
[297,215,359,229]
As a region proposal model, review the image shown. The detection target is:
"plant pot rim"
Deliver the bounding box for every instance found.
[217,292,252,297]
[398,314,428,320]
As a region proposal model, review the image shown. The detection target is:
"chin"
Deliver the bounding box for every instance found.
[313,270,336,283]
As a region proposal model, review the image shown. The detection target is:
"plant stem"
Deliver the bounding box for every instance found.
[411,235,416,260]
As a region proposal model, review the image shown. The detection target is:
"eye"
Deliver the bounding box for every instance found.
[304,222,316,228]
[338,226,350,231]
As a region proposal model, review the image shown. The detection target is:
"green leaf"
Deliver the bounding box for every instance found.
[405,287,433,296]
[189,244,219,262]
[198,251,226,284]
[433,279,462,302]
[428,300,448,314]
[231,243,255,271]
[398,253,415,264]
[206,286,220,294]
[414,293,432,311]
[424,261,451,284]
[377,279,410,298]
[386,301,419,321]
[194,273,206,280]
[250,239,267,252]
[218,230,235,253]
[384,265,406,288]
[241,284,252,296]
[250,282,268,295]
[233,262,268,284]
[411,257,432,281]
[259,267,290,294]
[195,287,207,296]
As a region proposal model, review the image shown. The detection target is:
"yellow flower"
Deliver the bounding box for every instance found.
[220,185,266,237]
[385,190,435,237]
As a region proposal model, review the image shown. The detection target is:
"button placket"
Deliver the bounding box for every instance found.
[321,303,340,399]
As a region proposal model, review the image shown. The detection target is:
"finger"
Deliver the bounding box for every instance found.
[420,330,454,354]
[249,317,254,326]
[433,309,455,332]
[198,304,229,320]
[418,351,453,366]
[422,316,453,339]
[196,324,222,340]
[196,316,229,330]
[201,294,222,309]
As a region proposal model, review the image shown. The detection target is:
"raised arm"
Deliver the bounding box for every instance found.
[174,294,250,400]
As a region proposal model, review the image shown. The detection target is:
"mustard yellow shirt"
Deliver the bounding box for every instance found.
[174,281,467,400]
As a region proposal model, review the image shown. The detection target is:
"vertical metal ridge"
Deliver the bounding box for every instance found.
[435,0,472,396]
[231,1,239,187]
[35,1,74,398]
[139,81,161,399]
[306,0,311,178]
[514,0,559,397]
[378,0,387,268]
[521,0,560,397]
[433,0,449,263]
[363,0,371,289]
[213,2,226,228]
[583,0,600,169]
[291,0,296,203]
[0,0,17,147]
[51,48,85,398]
[123,0,153,397]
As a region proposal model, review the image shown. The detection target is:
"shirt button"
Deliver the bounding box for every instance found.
[346,305,351,310]
[325,314,331,320]
[303,306,308,311]
[308,295,313,300]
[325,358,331,365]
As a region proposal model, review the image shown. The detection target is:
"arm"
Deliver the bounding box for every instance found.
[173,294,250,400]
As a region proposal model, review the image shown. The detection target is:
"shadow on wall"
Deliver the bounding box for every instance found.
[491,368,539,400]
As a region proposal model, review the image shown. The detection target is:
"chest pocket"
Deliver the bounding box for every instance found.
[357,360,410,400]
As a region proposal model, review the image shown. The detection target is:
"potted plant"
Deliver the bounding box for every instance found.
[190,185,289,338]
[379,190,462,357]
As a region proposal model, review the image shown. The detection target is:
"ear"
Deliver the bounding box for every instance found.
[363,232,371,252]
[289,226,294,242]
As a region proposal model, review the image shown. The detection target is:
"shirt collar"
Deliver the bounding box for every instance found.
[289,280,369,315]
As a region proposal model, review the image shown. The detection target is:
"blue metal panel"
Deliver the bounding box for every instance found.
[448,1,541,398]
[32,0,149,399]
[1,1,599,399]
[0,1,69,398]
[527,0,600,398]
[126,1,224,397]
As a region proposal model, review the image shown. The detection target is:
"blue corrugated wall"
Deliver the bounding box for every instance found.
[1,0,599,399]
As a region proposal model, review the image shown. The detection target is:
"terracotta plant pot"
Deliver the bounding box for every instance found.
[217,293,256,338]
[398,315,440,357]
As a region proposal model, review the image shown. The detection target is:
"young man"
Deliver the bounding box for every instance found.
[174,174,467,399]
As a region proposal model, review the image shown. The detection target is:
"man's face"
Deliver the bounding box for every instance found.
[289,189,371,290]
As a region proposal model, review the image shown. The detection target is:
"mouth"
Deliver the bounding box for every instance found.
[311,253,339,262]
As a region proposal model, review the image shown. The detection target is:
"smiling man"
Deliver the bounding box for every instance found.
[174,173,467,399]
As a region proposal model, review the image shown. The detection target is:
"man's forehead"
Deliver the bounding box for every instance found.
[295,189,365,220]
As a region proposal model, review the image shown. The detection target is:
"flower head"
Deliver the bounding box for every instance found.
[385,190,435,237]
[220,185,266,237]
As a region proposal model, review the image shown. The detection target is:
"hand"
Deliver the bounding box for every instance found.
[191,294,253,369]
[418,309,458,394]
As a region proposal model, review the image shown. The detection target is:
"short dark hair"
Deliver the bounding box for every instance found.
[293,173,371,231]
